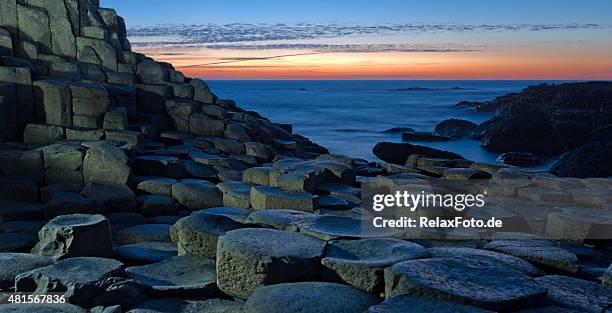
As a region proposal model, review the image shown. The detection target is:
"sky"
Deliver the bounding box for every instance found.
[101,0,612,80]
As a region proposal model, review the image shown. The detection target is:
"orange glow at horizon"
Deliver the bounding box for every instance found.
[135,46,612,80]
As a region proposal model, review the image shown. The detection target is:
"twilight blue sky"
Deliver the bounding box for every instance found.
[100,0,612,79]
[102,0,612,25]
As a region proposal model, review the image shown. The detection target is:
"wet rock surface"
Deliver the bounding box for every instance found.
[384,258,546,311]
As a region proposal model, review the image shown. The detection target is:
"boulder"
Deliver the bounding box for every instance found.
[125,256,216,297]
[322,239,425,293]
[31,214,114,260]
[115,242,177,264]
[242,282,380,313]
[171,179,223,210]
[83,143,132,185]
[15,257,124,306]
[81,181,137,212]
[384,258,546,311]
[116,224,172,245]
[373,142,463,165]
[535,275,612,313]
[171,212,244,258]
[216,228,326,299]
[0,253,54,289]
[368,294,494,313]
[435,118,478,138]
[250,186,317,212]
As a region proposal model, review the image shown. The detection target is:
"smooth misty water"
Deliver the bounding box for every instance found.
[207,80,564,167]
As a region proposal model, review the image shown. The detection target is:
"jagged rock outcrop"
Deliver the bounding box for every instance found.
[461,82,612,154]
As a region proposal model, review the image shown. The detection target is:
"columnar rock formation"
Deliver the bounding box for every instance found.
[1,1,611,312]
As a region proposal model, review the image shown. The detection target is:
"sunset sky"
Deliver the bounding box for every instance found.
[102,0,612,80]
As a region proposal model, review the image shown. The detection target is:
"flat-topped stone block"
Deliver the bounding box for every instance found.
[216,228,326,299]
[83,142,131,185]
[384,258,546,311]
[246,209,316,231]
[136,177,177,196]
[81,181,137,212]
[16,257,124,306]
[322,239,425,293]
[116,224,172,245]
[126,256,216,297]
[484,237,579,273]
[250,186,318,212]
[535,275,612,313]
[0,253,54,289]
[171,179,223,210]
[296,215,403,241]
[115,242,178,264]
[171,212,245,258]
[32,214,114,260]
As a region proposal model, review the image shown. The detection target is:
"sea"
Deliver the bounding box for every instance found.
[207,80,569,168]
